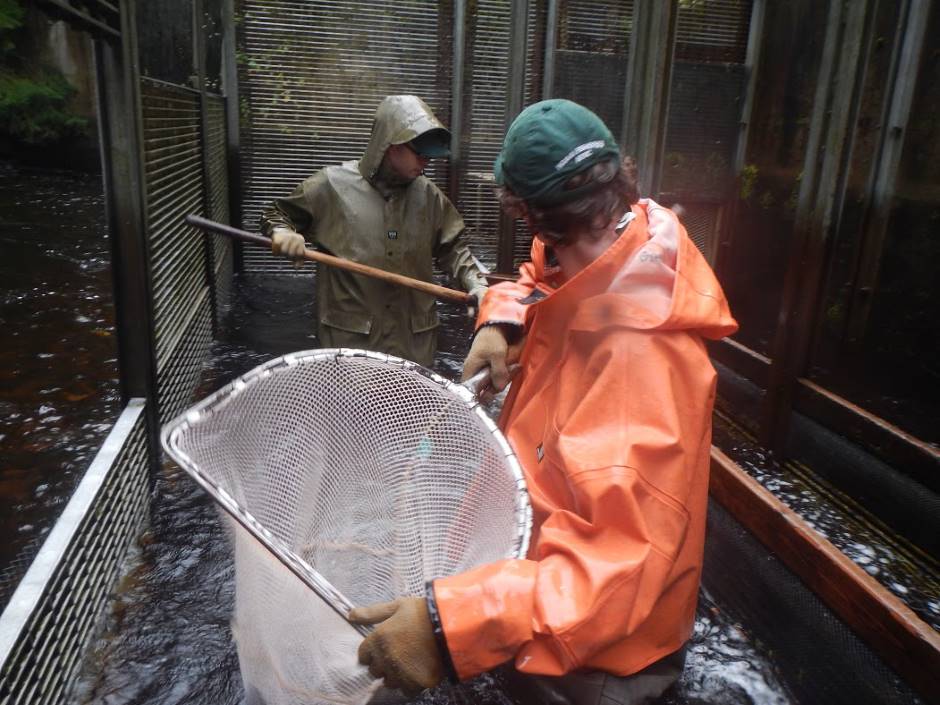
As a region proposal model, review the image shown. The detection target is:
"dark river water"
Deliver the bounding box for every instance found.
[0,165,119,606]
[65,276,794,705]
[4,166,927,704]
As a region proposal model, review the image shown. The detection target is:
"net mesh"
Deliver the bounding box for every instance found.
[162,350,531,705]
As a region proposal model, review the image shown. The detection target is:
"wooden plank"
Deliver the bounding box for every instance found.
[709,447,940,703]
[706,336,770,387]
[795,378,939,492]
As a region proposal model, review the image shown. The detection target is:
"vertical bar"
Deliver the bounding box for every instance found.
[715,0,766,280]
[541,0,558,99]
[192,0,218,333]
[449,0,466,202]
[95,0,160,471]
[498,0,530,273]
[761,0,876,450]
[845,0,929,344]
[221,0,243,269]
[621,0,678,197]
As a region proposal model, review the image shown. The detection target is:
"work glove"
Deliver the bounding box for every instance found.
[461,324,524,400]
[348,597,444,696]
[271,227,307,260]
[466,284,488,318]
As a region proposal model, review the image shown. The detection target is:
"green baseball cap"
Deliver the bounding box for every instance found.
[409,127,451,158]
[494,99,620,206]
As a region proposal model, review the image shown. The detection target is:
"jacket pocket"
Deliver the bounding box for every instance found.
[410,308,440,333]
[321,309,373,335]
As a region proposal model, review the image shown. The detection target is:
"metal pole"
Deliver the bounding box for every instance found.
[715,0,766,280]
[541,0,558,99]
[449,0,466,202]
[761,0,876,451]
[221,0,243,270]
[621,0,677,197]
[498,0,530,274]
[95,0,160,472]
[845,0,929,345]
[193,0,219,334]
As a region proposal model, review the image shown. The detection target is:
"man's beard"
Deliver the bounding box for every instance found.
[376,156,416,189]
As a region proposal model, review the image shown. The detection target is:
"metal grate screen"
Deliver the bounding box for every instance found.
[237,0,450,273]
[0,404,149,705]
[141,78,217,423]
[661,0,753,262]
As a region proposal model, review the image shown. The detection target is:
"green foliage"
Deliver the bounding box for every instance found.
[739,164,758,200]
[0,0,89,145]
[0,0,25,55]
[0,71,88,144]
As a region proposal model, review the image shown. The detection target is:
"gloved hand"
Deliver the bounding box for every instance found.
[271,227,307,260]
[348,597,443,696]
[466,284,488,318]
[461,324,524,398]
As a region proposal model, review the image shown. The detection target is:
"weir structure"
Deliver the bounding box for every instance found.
[1,2,937,704]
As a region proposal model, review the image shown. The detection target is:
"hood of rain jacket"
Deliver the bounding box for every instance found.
[431,200,737,680]
[359,95,451,182]
[261,97,483,367]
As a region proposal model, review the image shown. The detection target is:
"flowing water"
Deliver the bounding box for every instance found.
[7,168,910,703]
[67,276,794,705]
[0,164,119,608]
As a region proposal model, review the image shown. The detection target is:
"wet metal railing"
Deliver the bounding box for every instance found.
[0,401,150,705]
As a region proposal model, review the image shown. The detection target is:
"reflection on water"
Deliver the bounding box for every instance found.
[712,414,940,631]
[71,276,792,705]
[0,165,119,607]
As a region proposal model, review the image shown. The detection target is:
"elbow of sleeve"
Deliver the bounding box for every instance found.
[432,559,538,680]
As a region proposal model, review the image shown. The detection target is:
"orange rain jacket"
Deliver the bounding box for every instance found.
[432,199,738,680]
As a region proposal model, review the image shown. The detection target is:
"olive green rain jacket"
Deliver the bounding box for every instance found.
[261,95,487,367]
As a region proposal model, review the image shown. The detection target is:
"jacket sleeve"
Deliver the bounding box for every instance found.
[432,194,488,293]
[431,331,707,680]
[260,174,324,238]
[473,238,546,331]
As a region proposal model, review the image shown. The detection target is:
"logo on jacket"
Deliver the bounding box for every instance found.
[387,230,398,239]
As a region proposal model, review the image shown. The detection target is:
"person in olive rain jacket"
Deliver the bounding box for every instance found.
[262,95,488,367]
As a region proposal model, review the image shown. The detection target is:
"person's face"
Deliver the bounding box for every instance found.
[384,143,430,181]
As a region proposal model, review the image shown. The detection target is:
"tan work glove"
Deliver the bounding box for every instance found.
[466,284,488,318]
[348,597,443,696]
[461,324,524,398]
[271,227,307,260]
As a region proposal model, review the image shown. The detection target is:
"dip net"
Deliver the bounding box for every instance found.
[161,350,531,705]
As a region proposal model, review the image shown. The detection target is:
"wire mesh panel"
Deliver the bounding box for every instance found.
[163,349,530,704]
[456,0,512,271]
[661,0,752,262]
[206,94,231,271]
[237,0,450,273]
[0,404,149,705]
[141,78,216,423]
[551,0,634,137]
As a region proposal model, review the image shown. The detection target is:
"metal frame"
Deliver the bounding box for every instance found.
[622,0,678,197]
[449,0,467,203]
[37,0,121,39]
[221,0,244,268]
[761,0,876,451]
[95,0,160,472]
[714,0,766,279]
[540,0,558,99]
[0,401,149,705]
[844,0,931,345]
[193,0,220,333]
[497,0,531,273]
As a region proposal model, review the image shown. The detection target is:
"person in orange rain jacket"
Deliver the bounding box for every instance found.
[349,99,738,704]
